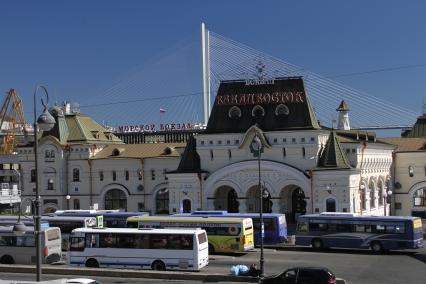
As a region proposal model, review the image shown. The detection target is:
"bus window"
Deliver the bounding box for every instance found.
[100,233,116,248]
[337,224,352,232]
[24,236,35,247]
[47,229,60,241]
[297,223,308,233]
[70,237,85,251]
[198,232,207,245]
[309,223,327,231]
[117,234,135,248]
[375,224,386,233]
[0,236,16,246]
[135,234,150,249]
[355,224,365,232]
[150,235,168,249]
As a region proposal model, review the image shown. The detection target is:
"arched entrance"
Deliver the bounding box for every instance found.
[104,188,127,211]
[182,199,191,213]
[246,185,272,213]
[155,188,169,214]
[279,185,307,222]
[214,186,239,213]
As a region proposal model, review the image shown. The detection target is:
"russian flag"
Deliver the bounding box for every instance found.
[159,108,166,113]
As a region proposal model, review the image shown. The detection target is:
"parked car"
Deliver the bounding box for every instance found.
[66,279,102,284]
[259,267,336,284]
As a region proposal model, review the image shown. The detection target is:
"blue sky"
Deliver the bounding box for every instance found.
[1,0,425,127]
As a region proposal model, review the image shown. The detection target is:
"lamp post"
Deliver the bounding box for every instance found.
[13,169,27,236]
[384,190,393,216]
[33,85,56,282]
[252,134,264,278]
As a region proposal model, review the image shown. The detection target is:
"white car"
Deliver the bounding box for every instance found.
[66,279,102,284]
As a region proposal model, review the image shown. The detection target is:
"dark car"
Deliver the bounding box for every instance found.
[259,267,336,284]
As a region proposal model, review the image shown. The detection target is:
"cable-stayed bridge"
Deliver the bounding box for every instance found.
[79,25,419,131]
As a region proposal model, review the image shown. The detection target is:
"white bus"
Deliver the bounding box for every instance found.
[0,225,62,264]
[69,227,209,271]
[41,215,98,262]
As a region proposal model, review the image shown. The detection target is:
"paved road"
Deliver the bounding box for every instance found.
[2,245,426,284]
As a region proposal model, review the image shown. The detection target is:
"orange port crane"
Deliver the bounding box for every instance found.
[0,88,28,154]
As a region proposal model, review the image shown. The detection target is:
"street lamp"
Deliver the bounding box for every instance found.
[32,85,56,282]
[252,134,264,278]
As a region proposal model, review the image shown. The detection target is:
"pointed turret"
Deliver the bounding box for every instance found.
[317,131,351,169]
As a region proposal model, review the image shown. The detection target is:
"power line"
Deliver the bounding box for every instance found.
[327,63,426,79]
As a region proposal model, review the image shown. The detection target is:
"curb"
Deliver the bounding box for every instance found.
[0,265,257,283]
[0,265,346,283]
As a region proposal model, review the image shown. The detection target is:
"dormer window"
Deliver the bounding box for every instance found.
[228,106,242,119]
[252,105,265,117]
[112,148,121,156]
[275,104,290,116]
[91,131,100,139]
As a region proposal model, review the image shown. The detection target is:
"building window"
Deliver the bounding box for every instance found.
[378,188,384,206]
[283,138,287,143]
[47,179,54,191]
[413,188,426,206]
[112,171,117,181]
[370,189,375,208]
[125,170,129,181]
[395,202,402,210]
[138,202,145,212]
[209,140,213,145]
[151,169,155,180]
[104,189,127,210]
[50,150,55,158]
[292,138,296,143]
[73,168,80,182]
[218,140,222,145]
[100,171,104,181]
[310,137,315,142]
[30,169,36,183]
[352,149,356,153]
[301,137,305,143]
[45,150,50,158]
[156,188,169,214]
[346,149,350,154]
[409,165,414,177]
[73,199,80,210]
[273,138,278,143]
[226,140,231,145]
[361,187,366,210]
[235,139,239,144]
[200,141,205,145]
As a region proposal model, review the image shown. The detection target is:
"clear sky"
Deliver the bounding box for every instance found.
[1,0,425,126]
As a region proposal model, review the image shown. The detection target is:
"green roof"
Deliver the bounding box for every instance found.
[315,131,351,170]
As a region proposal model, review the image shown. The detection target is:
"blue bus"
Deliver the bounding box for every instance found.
[176,211,287,245]
[295,213,424,252]
[47,210,148,228]
[0,215,50,229]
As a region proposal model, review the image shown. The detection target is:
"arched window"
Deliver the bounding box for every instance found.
[156,188,169,214]
[360,186,366,210]
[104,189,127,210]
[50,150,55,158]
[73,168,80,182]
[413,188,426,207]
[370,189,375,208]
[252,105,265,117]
[326,198,336,212]
[228,106,242,119]
[275,104,290,116]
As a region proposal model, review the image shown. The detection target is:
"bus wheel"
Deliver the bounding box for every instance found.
[311,239,323,250]
[151,260,166,271]
[370,242,383,253]
[0,255,14,264]
[208,244,215,254]
[85,258,99,268]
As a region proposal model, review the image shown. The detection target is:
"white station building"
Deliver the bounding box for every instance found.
[15,77,400,220]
